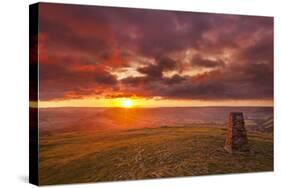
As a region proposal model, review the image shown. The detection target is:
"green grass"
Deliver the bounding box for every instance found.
[39,127,273,185]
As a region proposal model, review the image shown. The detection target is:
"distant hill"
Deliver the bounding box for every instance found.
[261,116,274,132]
[38,107,273,134]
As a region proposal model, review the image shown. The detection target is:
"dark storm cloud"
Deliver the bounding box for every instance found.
[190,54,225,68]
[236,34,273,64]
[162,62,273,100]
[37,3,273,101]
[39,58,118,100]
[163,74,186,85]
[121,61,273,100]
[137,57,177,78]
[121,76,147,86]
[104,93,135,99]
[106,8,217,57]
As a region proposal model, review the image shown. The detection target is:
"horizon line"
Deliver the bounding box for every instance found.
[30,105,274,109]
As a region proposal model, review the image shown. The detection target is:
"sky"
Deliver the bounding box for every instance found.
[35,3,273,107]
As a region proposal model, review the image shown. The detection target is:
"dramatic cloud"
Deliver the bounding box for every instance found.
[137,57,178,78]
[39,57,118,100]
[36,3,273,101]
[190,54,225,68]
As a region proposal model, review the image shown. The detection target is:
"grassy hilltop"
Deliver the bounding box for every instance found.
[39,126,273,185]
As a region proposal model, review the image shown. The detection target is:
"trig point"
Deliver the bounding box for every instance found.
[224,112,249,153]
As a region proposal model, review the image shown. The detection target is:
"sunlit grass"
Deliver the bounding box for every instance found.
[39,127,273,185]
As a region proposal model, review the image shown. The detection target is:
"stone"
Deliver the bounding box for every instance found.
[224,112,249,153]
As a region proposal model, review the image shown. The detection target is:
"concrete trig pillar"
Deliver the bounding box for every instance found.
[224,112,249,153]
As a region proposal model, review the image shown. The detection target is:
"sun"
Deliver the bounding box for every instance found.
[120,99,134,108]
